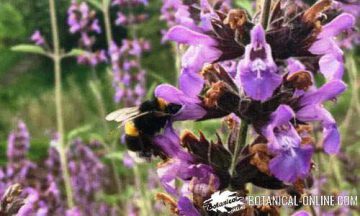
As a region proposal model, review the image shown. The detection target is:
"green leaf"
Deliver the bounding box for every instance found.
[11,44,46,55]
[86,0,102,10]
[234,0,254,14]
[105,151,124,161]
[146,82,158,99]
[0,3,24,41]
[147,70,169,83]
[67,124,93,140]
[64,48,86,58]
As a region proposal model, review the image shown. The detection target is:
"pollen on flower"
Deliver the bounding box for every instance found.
[155,193,178,214]
[204,81,229,108]
[249,143,272,175]
[303,0,332,23]
[223,9,248,30]
[287,71,313,90]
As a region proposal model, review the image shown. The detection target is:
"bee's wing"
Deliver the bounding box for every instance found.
[105,107,140,122]
[153,111,171,117]
[117,111,170,127]
[119,111,152,126]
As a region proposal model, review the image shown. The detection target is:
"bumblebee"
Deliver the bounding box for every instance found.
[106,98,182,158]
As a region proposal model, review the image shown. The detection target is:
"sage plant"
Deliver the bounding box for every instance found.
[111,0,356,215]
[110,0,151,106]
[67,0,107,66]
[109,39,150,105]
[0,121,117,215]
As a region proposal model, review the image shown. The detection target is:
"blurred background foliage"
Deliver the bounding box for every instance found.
[0,0,176,147]
[0,0,359,212]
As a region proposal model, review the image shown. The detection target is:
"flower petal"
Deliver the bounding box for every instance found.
[296,106,341,154]
[155,84,207,120]
[318,13,355,38]
[179,68,204,97]
[164,25,217,46]
[237,25,281,102]
[319,54,344,81]
[178,196,201,216]
[182,45,222,75]
[269,145,313,183]
[263,105,297,151]
[309,38,336,55]
[153,128,181,158]
[238,62,282,101]
[323,123,340,154]
[292,210,311,216]
[287,58,306,74]
[251,24,266,48]
[157,159,181,196]
[270,105,295,127]
[155,84,200,104]
[300,80,347,106]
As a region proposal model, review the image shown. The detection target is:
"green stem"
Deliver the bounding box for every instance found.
[133,165,152,216]
[99,0,123,197]
[102,0,113,47]
[89,72,109,132]
[230,121,249,177]
[260,0,272,29]
[49,0,74,208]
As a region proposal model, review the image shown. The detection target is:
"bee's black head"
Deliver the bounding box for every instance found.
[165,103,182,115]
[139,98,159,112]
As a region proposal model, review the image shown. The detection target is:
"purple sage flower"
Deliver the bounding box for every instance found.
[236,24,282,102]
[154,124,219,195]
[177,196,200,216]
[296,80,347,154]
[262,105,313,183]
[309,13,355,81]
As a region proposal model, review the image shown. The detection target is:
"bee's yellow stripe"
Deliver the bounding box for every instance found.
[125,121,139,137]
[157,97,168,111]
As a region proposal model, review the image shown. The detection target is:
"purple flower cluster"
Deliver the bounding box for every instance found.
[161,0,353,181]
[68,1,101,43]
[112,0,148,26]
[160,0,231,31]
[333,0,360,48]
[111,0,356,214]
[67,140,107,209]
[109,39,150,105]
[7,121,30,163]
[109,0,151,106]
[67,0,106,66]
[31,30,45,46]
[1,121,117,215]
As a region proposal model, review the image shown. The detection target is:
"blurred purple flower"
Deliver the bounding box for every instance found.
[123,152,135,168]
[68,0,105,66]
[115,12,127,25]
[77,50,107,66]
[31,30,45,45]
[112,0,148,6]
[109,40,149,106]
[7,121,30,163]
[66,207,83,216]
